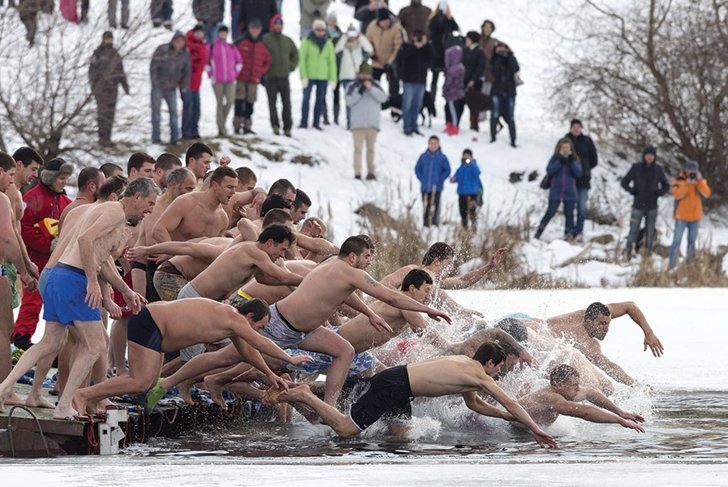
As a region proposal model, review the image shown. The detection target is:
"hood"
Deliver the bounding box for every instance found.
[186,30,205,47]
[171,30,186,46]
[445,45,462,68]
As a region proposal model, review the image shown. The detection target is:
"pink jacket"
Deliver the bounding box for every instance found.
[208,39,242,83]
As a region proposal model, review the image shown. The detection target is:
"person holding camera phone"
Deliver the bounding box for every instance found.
[449,149,483,229]
[668,160,711,269]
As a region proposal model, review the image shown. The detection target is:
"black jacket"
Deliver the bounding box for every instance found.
[565,132,598,189]
[621,160,670,210]
[234,0,278,35]
[462,44,485,90]
[396,42,433,84]
[490,52,519,97]
[89,44,129,98]
[427,12,459,71]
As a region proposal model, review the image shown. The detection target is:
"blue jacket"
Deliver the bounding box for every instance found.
[546,155,582,202]
[415,149,451,193]
[451,160,482,195]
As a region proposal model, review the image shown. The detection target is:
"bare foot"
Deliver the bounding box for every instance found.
[88,398,114,415]
[264,383,309,405]
[178,381,195,405]
[202,377,227,410]
[71,393,88,419]
[25,393,55,409]
[53,406,81,420]
[5,391,26,406]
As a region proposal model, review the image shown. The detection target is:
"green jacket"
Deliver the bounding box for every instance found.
[298,36,337,82]
[262,32,299,79]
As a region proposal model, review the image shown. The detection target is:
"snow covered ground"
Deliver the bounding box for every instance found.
[2,0,726,286]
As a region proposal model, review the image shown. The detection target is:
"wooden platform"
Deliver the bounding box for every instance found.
[0,383,254,457]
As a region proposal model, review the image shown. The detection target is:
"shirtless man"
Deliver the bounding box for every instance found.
[129,237,231,301]
[0,152,38,406]
[73,298,312,415]
[152,166,236,243]
[261,236,451,405]
[518,364,644,432]
[544,302,664,385]
[184,142,213,184]
[58,167,105,231]
[285,269,440,378]
[381,242,508,290]
[0,178,159,418]
[266,342,558,447]
[151,152,182,190]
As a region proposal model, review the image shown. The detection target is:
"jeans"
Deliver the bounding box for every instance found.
[575,187,589,235]
[151,87,179,143]
[537,199,576,237]
[203,23,217,45]
[422,190,442,227]
[151,0,173,24]
[108,0,129,27]
[301,79,327,128]
[231,0,241,38]
[490,94,516,144]
[625,208,658,256]
[181,90,200,139]
[668,219,699,269]
[402,82,425,134]
[213,82,236,134]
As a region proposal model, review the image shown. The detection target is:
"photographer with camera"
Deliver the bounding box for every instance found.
[449,149,483,229]
[668,160,711,270]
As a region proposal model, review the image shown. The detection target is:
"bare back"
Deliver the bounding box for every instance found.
[48,203,97,268]
[338,300,410,353]
[276,258,364,332]
[189,241,273,300]
[517,387,564,426]
[241,260,317,303]
[59,201,128,271]
[407,356,491,397]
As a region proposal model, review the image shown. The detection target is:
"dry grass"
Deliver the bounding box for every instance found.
[629,246,728,287]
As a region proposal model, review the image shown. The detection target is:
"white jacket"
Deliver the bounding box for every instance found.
[336,35,374,82]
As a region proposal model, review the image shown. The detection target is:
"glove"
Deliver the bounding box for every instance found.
[302,79,309,88]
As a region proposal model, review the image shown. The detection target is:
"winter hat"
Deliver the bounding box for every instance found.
[438,1,449,12]
[685,160,699,172]
[643,145,657,157]
[171,30,185,43]
[270,14,283,29]
[326,11,337,21]
[377,9,391,22]
[312,19,326,31]
[102,31,113,40]
[358,62,372,75]
[346,25,359,37]
[40,157,74,186]
[248,17,262,29]
[570,118,582,128]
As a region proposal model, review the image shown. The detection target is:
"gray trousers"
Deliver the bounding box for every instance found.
[213,82,236,134]
[108,0,129,27]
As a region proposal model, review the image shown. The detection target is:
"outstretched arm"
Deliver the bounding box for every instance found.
[128,241,224,262]
[344,293,393,333]
[440,248,509,289]
[579,339,635,385]
[583,387,644,423]
[607,302,664,357]
[551,395,644,432]
[252,256,304,287]
[478,374,558,448]
[462,391,512,419]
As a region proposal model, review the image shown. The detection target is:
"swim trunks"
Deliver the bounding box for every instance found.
[38,266,51,300]
[153,261,188,302]
[130,261,147,272]
[260,303,309,349]
[43,264,102,325]
[177,281,203,299]
[1,261,19,308]
[112,271,135,317]
[127,307,163,352]
[348,365,413,431]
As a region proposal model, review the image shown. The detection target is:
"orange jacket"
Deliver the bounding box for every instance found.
[672,172,711,221]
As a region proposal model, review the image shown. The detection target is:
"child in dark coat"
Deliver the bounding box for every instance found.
[450,148,483,228]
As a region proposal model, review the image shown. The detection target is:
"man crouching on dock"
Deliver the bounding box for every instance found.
[73,298,312,415]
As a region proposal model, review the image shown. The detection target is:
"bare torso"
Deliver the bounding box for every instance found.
[406,356,488,397]
[241,260,317,303]
[48,203,97,268]
[276,258,362,332]
[517,387,564,426]
[189,241,271,300]
[167,192,228,241]
[147,299,240,352]
[138,193,174,247]
[338,300,409,353]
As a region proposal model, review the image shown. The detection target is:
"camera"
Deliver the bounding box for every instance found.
[463,158,472,164]
[688,172,697,179]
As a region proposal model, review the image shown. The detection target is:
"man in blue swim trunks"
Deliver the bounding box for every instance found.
[0,177,159,419]
[266,342,558,448]
[73,298,312,415]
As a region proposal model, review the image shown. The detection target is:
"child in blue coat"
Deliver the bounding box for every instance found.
[450,148,483,228]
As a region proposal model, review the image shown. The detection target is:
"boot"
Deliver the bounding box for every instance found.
[444,122,453,134]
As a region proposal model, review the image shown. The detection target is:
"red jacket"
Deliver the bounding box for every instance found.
[21,183,72,267]
[236,35,272,84]
[186,29,209,92]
